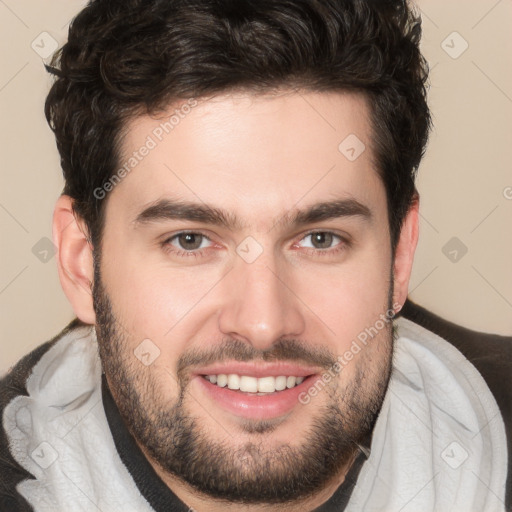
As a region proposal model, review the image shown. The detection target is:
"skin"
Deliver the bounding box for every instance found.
[53,90,419,511]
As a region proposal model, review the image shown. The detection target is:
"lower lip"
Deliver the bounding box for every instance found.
[194,375,318,420]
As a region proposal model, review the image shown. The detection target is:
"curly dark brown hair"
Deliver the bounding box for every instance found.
[45,0,431,252]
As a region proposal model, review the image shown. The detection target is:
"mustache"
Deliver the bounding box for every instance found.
[176,338,337,380]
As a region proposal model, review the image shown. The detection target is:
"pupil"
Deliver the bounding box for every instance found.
[180,233,201,250]
[313,232,332,249]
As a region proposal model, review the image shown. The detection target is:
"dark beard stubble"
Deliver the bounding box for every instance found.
[92,266,395,505]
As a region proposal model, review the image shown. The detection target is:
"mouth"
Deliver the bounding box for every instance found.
[192,363,321,420]
[203,374,306,394]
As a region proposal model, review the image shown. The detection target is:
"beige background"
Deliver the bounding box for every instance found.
[1,1,511,375]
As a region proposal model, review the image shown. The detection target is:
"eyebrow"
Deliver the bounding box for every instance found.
[133,197,372,231]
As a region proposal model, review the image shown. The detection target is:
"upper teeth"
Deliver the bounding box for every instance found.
[205,374,305,393]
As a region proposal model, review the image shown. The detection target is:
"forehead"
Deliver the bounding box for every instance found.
[108,90,384,228]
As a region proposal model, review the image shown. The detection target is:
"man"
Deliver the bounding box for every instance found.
[1,0,510,510]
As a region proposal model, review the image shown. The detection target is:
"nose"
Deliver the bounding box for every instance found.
[217,251,306,351]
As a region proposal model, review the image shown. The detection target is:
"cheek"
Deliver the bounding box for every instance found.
[295,240,392,346]
[101,246,223,351]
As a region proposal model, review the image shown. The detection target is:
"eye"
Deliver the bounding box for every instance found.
[297,231,348,255]
[163,231,214,257]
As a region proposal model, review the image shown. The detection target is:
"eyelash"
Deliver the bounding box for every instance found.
[161,230,350,259]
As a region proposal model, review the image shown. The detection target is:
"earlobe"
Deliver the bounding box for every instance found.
[392,194,420,311]
[52,195,96,324]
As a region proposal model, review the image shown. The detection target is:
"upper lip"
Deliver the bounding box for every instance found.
[192,361,321,378]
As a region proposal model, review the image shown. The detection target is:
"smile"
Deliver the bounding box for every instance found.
[193,363,321,420]
[203,374,306,393]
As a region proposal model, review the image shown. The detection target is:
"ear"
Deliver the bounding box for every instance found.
[52,195,96,324]
[392,193,419,311]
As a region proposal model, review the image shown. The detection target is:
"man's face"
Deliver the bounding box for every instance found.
[93,91,396,503]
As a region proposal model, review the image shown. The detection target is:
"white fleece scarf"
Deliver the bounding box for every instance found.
[345,317,508,512]
[3,318,508,511]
